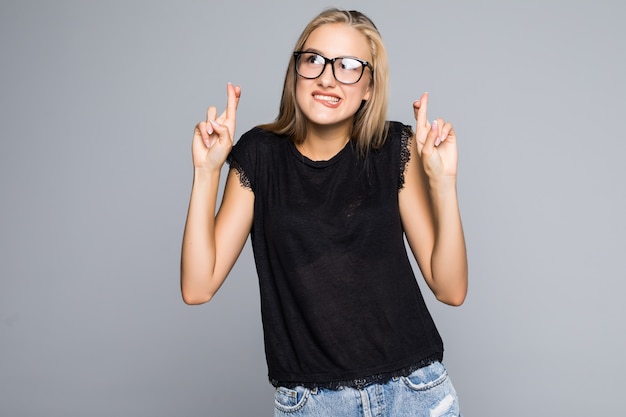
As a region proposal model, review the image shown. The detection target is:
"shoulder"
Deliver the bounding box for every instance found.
[234,126,288,152]
[374,121,413,157]
[228,126,290,189]
[385,121,413,144]
[230,126,287,164]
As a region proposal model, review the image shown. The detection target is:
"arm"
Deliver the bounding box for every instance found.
[399,92,468,306]
[180,83,254,305]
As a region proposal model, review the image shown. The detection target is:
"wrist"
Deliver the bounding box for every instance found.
[194,166,221,177]
[428,176,459,212]
[428,175,457,195]
[193,167,221,187]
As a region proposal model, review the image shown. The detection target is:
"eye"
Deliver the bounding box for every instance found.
[339,58,363,71]
[306,53,325,65]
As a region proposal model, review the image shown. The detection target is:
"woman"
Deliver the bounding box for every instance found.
[181,8,467,417]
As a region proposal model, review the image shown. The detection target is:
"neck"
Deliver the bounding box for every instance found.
[298,123,351,161]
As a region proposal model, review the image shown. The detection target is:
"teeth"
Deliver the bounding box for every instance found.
[314,94,340,103]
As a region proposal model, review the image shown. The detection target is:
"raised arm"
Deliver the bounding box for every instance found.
[180,83,254,305]
[399,92,468,306]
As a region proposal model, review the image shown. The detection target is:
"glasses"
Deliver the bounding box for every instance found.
[293,51,373,85]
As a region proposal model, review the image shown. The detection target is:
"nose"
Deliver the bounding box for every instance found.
[318,62,336,87]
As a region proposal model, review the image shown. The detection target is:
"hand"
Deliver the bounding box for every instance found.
[192,83,241,170]
[412,92,458,180]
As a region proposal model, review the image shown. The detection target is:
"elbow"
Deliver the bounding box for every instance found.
[180,269,217,305]
[431,268,468,307]
[181,288,214,305]
[437,292,466,307]
[434,286,467,307]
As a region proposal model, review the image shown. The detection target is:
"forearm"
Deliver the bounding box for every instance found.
[428,177,468,306]
[180,168,221,304]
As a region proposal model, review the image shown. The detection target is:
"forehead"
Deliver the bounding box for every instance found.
[303,23,371,60]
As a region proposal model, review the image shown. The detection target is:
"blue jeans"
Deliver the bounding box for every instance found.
[274,361,461,417]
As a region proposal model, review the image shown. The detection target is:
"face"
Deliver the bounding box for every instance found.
[295,23,372,133]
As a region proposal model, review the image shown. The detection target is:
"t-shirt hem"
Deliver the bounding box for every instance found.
[269,351,443,390]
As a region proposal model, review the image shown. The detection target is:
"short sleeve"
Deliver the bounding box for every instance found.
[227,128,262,191]
[388,122,414,190]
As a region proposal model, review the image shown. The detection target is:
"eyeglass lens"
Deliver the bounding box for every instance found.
[296,53,366,84]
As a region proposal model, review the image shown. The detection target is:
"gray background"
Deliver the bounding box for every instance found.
[1,0,624,416]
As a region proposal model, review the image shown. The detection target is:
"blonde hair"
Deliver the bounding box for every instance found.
[259,9,389,155]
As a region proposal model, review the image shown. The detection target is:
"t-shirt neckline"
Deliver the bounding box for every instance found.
[288,140,352,168]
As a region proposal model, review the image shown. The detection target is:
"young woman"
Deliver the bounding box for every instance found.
[181,8,467,417]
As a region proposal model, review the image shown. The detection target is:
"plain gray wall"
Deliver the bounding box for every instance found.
[1,0,624,416]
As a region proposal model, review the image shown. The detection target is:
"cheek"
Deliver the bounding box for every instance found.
[348,84,371,105]
[359,78,372,101]
[294,80,308,107]
[363,84,372,101]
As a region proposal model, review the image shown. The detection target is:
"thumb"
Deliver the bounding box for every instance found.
[209,119,230,143]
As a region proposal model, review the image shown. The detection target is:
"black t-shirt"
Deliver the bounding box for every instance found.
[228,121,443,389]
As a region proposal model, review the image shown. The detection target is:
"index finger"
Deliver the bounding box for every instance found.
[413,92,429,129]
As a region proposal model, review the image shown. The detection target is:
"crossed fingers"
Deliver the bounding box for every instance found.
[412,92,455,153]
[206,83,241,136]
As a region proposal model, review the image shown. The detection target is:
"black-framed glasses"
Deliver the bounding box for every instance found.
[293,51,373,85]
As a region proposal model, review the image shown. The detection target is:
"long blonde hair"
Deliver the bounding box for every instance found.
[259,9,389,155]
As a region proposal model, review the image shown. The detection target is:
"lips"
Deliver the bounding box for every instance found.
[312,92,342,107]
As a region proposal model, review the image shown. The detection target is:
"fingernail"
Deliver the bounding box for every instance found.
[210,119,220,128]
[431,120,438,130]
[435,137,441,147]
[207,125,213,135]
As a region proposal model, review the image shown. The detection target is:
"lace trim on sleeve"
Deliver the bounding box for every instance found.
[229,158,252,191]
[398,124,413,190]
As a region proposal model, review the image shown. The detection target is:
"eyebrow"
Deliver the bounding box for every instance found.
[300,48,363,60]
[301,48,324,55]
